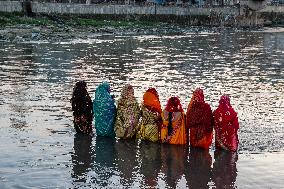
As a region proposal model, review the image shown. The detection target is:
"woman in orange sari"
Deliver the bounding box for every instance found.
[136,88,162,142]
[186,88,213,149]
[213,95,239,151]
[160,97,187,145]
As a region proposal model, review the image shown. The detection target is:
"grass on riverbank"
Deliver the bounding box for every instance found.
[0,12,53,26]
[0,12,162,28]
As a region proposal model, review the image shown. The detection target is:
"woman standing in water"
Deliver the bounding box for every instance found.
[136,88,162,142]
[93,82,116,137]
[114,84,141,139]
[186,88,214,149]
[160,97,187,145]
[213,95,240,151]
[71,81,93,135]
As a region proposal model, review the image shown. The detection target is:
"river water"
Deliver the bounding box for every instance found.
[0,28,283,188]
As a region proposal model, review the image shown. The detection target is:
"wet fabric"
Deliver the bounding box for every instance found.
[71,81,93,134]
[161,97,187,145]
[136,88,162,142]
[186,88,214,149]
[114,84,141,139]
[93,82,116,137]
[213,95,240,151]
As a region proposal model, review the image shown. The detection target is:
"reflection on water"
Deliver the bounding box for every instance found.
[186,148,212,189]
[71,134,94,184]
[115,139,140,187]
[212,150,238,189]
[139,141,161,188]
[0,29,284,188]
[93,136,117,187]
[160,144,188,188]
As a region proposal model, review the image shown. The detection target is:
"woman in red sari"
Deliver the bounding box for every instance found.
[186,88,213,149]
[160,97,187,145]
[213,95,239,151]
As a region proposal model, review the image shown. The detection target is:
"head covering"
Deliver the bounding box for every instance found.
[71,80,91,113]
[193,88,205,103]
[165,97,183,112]
[72,81,88,99]
[219,95,231,108]
[143,88,162,113]
[94,82,111,99]
[93,82,116,137]
[187,88,205,111]
[120,84,135,101]
[75,80,87,89]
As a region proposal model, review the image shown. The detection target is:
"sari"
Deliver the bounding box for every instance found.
[93,82,116,137]
[186,88,213,149]
[114,84,141,139]
[136,88,162,142]
[160,97,187,145]
[213,95,240,151]
[71,81,93,135]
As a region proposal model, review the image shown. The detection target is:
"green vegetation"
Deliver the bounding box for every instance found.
[0,12,53,26]
[71,18,157,28]
[0,12,161,28]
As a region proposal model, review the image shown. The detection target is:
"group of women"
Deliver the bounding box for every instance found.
[71,80,240,151]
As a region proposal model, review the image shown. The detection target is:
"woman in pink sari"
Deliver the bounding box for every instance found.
[213,95,239,151]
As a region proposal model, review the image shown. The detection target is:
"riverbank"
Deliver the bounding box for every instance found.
[0,12,164,42]
[0,12,225,42]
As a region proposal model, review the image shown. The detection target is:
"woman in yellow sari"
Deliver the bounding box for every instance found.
[160,97,187,145]
[114,84,141,139]
[136,88,162,142]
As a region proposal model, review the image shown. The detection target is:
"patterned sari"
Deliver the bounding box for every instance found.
[71,81,93,135]
[136,88,162,142]
[213,95,239,151]
[186,88,213,149]
[160,97,187,145]
[114,84,141,139]
[93,82,116,137]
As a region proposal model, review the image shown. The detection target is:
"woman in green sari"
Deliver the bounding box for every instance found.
[114,84,141,139]
[93,82,116,137]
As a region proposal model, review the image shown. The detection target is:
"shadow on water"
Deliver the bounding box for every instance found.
[92,136,117,186]
[139,141,162,188]
[212,149,238,189]
[71,134,94,184]
[186,147,212,189]
[160,144,189,188]
[114,139,139,187]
